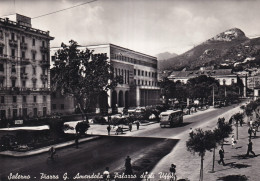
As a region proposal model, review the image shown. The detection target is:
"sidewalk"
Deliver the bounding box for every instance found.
[151,105,259,181]
[0,136,99,157]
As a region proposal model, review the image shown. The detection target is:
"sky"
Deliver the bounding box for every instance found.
[1,0,260,56]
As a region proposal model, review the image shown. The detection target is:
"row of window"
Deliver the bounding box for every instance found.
[0,63,47,75]
[0,95,47,104]
[0,30,46,47]
[52,104,64,110]
[114,68,130,84]
[135,79,157,86]
[0,79,47,89]
[0,46,47,61]
[134,69,157,78]
[111,53,157,68]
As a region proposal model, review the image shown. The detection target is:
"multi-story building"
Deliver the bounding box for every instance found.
[168,68,247,97]
[51,44,160,113]
[0,14,54,120]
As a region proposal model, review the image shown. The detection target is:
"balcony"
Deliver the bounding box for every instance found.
[41,74,48,80]
[0,54,8,61]
[9,39,18,47]
[40,60,50,67]
[20,57,30,65]
[40,46,48,53]
[20,72,28,79]
[20,42,28,50]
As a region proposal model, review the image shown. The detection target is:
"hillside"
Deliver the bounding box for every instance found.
[161,28,260,70]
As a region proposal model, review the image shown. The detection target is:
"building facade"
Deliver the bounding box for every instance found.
[168,68,247,97]
[0,15,54,120]
[51,44,160,113]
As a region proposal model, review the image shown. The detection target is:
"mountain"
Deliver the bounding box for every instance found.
[161,28,260,71]
[156,52,178,70]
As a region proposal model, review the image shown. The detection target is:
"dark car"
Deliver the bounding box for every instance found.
[0,134,18,151]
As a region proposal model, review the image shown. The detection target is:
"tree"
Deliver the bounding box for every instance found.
[186,129,215,181]
[51,40,120,123]
[217,121,233,147]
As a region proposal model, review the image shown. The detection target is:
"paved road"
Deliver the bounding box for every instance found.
[0,104,241,181]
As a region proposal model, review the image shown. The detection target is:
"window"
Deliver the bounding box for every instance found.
[115,68,117,76]
[149,72,150,77]
[21,67,26,74]
[11,49,15,57]
[1,96,4,103]
[138,80,140,85]
[43,95,46,102]
[32,52,36,60]
[11,32,15,40]
[33,81,36,89]
[42,54,45,61]
[138,70,140,76]
[127,70,129,84]
[223,79,226,85]
[42,68,46,75]
[134,69,136,75]
[142,71,144,76]
[11,65,16,73]
[51,56,56,61]
[0,47,3,55]
[21,36,25,43]
[0,64,4,71]
[23,96,26,103]
[13,109,18,118]
[33,108,37,117]
[43,107,47,116]
[13,96,17,103]
[0,30,3,38]
[33,67,36,75]
[61,104,64,110]
[22,80,26,87]
[12,79,15,87]
[21,51,25,58]
[0,79,3,87]
[33,96,37,103]
[145,81,147,85]
[142,80,144,85]
[42,41,45,47]
[32,38,35,46]
[52,104,56,110]
[145,71,147,76]
[23,108,27,117]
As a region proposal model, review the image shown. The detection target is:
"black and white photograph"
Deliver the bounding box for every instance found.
[0,0,260,180]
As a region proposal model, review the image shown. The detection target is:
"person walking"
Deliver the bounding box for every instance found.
[218,146,225,166]
[169,164,177,181]
[136,121,140,130]
[189,128,194,138]
[248,127,252,139]
[125,156,133,175]
[49,146,56,160]
[128,122,132,132]
[246,139,256,157]
[107,125,111,136]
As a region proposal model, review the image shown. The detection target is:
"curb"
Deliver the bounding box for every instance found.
[0,136,100,157]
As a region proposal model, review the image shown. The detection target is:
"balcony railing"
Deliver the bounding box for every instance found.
[20,42,28,49]
[41,74,48,80]
[40,46,48,53]
[20,72,28,79]
[40,60,50,67]
[9,39,18,47]
[20,57,30,65]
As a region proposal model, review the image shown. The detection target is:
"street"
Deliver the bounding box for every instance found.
[0,104,242,181]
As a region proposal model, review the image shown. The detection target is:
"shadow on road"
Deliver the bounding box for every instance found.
[217,174,249,181]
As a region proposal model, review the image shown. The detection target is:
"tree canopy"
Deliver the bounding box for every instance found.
[51,40,120,118]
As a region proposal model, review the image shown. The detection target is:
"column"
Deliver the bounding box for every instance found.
[136,87,140,107]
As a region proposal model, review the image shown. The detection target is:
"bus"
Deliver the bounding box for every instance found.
[159,110,183,128]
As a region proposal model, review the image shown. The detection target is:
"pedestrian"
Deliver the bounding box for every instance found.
[129,122,132,132]
[125,156,133,175]
[75,134,79,149]
[229,116,233,125]
[169,164,177,181]
[240,119,243,127]
[246,139,256,157]
[253,128,257,138]
[107,125,111,136]
[250,119,253,127]
[49,146,56,160]
[189,128,194,138]
[136,120,140,130]
[218,146,225,166]
[103,167,110,180]
[231,135,236,148]
[248,127,252,139]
